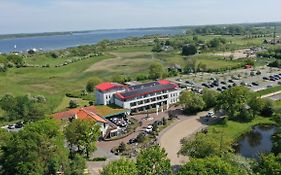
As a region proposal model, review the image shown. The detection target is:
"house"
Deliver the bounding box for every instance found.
[53,106,109,137]
[95,80,181,114]
[53,105,130,139]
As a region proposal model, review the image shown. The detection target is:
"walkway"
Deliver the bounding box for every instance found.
[159,111,208,166]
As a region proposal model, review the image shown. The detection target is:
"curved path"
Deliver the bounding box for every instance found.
[159,111,208,166]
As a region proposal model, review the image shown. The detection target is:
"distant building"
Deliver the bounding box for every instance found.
[96,80,181,114]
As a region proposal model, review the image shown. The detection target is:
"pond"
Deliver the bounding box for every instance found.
[237,125,277,158]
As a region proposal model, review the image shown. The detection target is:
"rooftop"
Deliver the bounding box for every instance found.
[115,80,178,100]
[95,82,124,92]
[94,105,130,118]
[53,106,108,123]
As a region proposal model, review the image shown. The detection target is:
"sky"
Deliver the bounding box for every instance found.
[0,0,281,34]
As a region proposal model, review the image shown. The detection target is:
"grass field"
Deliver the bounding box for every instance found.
[0,34,267,114]
[257,85,281,96]
[208,117,275,144]
[0,55,111,111]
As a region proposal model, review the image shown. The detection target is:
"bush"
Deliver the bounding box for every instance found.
[136,133,145,143]
[182,44,197,56]
[69,100,79,108]
[92,157,107,161]
[260,99,274,117]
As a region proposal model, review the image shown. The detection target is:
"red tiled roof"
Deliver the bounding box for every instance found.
[53,106,107,123]
[95,82,124,92]
[158,80,171,85]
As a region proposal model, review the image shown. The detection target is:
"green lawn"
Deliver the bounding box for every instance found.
[0,55,111,111]
[208,117,276,143]
[54,96,89,113]
[257,85,281,96]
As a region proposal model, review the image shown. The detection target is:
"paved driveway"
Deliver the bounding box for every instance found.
[159,111,208,166]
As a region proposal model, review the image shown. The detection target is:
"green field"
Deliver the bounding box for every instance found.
[0,55,111,111]
[257,85,281,96]
[208,117,275,143]
[0,33,271,113]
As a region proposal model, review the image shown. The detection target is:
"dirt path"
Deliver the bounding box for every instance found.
[158,111,208,166]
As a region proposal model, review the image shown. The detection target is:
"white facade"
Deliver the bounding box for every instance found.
[114,89,181,113]
[96,88,125,105]
[96,80,181,113]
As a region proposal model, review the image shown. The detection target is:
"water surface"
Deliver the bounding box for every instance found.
[237,125,277,158]
[0,28,185,53]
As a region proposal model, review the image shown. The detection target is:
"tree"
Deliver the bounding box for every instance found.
[272,133,281,154]
[136,145,172,175]
[253,154,281,175]
[0,119,70,175]
[152,38,162,52]
[69,154,87,175]
[182,44,197,56]
[184,58,197,73]
[0,94,48,121]
[202,88,219,109]
[69,100,79,109]
[64,119,100,158]
[0,129,11,158]
[100,158,137,175]
[136,132,146,143]
[260,99,274,117]
[248,95,264,118]
[180,91,205,114]
[216,86,253,121]
[6,55,24,67]
[149,62,165,80]
[86,77,102,92]
[177,156,246,175]
[179,133,231,158]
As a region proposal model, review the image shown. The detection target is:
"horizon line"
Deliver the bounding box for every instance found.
[1,20,281,36]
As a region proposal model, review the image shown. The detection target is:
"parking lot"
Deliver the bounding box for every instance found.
[169,66,281,93]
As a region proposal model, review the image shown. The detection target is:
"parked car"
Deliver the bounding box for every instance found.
[145,125,153,133]
[176,78,183,82]
[252,82,259,86]
[263,77,269,80]
[221,81,226,85]
[128,138,137,144]
[228,79,234,83]
[15,122,24,129]
[206,111,214,118]
[212,81,219,87]
[185,80,195,85]
[7,124,15,129]
[217,88,222,92]
[278,81,281,85]
[222,86,227,90]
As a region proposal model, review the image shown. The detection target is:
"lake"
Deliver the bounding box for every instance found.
[0,28,185,53]
[237,125,277,158]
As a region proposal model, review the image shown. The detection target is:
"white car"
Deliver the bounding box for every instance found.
[145,125,153,133]
[206,112,214,118]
